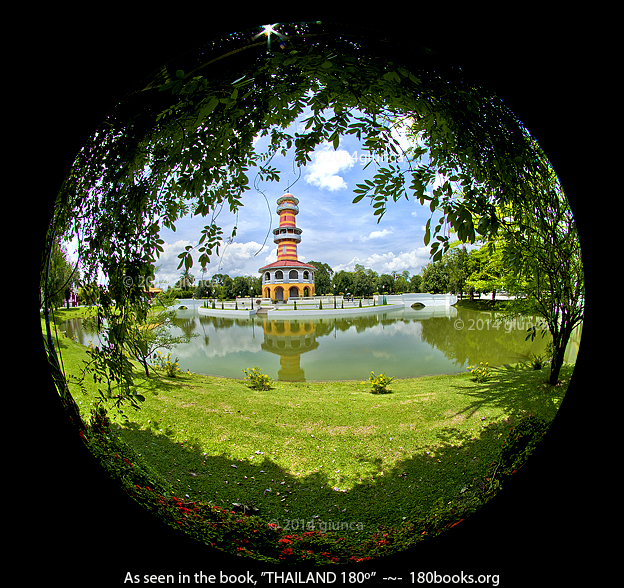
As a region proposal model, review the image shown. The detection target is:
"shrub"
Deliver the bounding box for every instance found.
[153,351,181,377]
[369,371,394,394]
[242,366,273,390]
[528,352,546,370]
[467,361,490,382]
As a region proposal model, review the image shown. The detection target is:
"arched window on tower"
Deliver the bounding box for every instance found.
[275,270,283,280]
[289,270,298,280]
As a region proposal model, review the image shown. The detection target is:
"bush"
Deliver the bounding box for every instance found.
[528,352,546,370]
[369,371,394,394]
[467,361,490,382]
[242,366,273,390]
[153,351,181,377]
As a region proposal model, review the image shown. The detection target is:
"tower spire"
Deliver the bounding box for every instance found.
[274,193,301,262]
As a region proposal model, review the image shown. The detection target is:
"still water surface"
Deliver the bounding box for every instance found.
[62,300,581,382]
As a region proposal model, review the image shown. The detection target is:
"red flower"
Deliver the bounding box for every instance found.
[278,538,292,544]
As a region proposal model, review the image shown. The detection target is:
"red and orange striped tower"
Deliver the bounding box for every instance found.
[275,194,300,262]
[258,193,316,302]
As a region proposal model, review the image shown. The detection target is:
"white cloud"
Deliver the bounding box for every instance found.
[153,239,194,286]
[206,240,265,277]
[305,143,355,191]
[361,247,431,274]
[154,239,269,286]
[330,247,430,275]
[332,256,362,273]
[359,228,393,242]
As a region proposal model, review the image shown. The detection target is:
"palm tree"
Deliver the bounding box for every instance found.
[178,268,195,291]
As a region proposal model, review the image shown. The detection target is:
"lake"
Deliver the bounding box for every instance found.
[61,300,581,381]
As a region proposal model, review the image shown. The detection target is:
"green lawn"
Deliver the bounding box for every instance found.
[44,307,571,541]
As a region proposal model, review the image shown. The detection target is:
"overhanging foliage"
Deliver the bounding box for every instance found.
[43,21,568,408]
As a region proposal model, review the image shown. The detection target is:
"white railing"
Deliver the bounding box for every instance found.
[201,298,272,309]
[380,293,457,307]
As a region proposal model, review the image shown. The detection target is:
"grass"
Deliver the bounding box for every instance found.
[42,305,572,562]
[453,298,513,311]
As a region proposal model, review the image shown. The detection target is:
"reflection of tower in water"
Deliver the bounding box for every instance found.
[259,319,319,381]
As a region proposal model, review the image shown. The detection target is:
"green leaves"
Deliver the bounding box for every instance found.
[197,96,219,120]
[382,70,401,83]
[424,218,431,247]
[352,180,374,203]
[56,30,557,424]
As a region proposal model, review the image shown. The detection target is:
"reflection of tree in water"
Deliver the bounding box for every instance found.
[419,308,552,367]
[175,316,198,340]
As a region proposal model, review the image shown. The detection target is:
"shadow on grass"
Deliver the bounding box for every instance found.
[118,410,522,548]
[448,363,572,421]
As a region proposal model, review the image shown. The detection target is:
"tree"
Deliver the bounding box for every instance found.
[493,166,584,385]
[465,243,504,300]
[332,270,353,295]
[378,273,394,294]
[177,268,195,291]
[220,275,235,300]
[443,245,470,298]
[394,275,409,294]
[195,279,213,299]
[124,292,198,377]
[410,274,422,293]
[308,260,333,295]
[421,261,449,293]
[232,275,250,297]
[41,238,80,309]
[352,266,374,297]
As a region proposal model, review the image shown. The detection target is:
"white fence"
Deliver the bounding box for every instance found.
[380,293,457,307]
[200,293,457,310]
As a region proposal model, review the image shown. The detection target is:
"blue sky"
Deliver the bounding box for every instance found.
[152,111,450,288]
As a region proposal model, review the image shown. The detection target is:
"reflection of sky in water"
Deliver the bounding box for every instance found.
[62,301,581,382]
